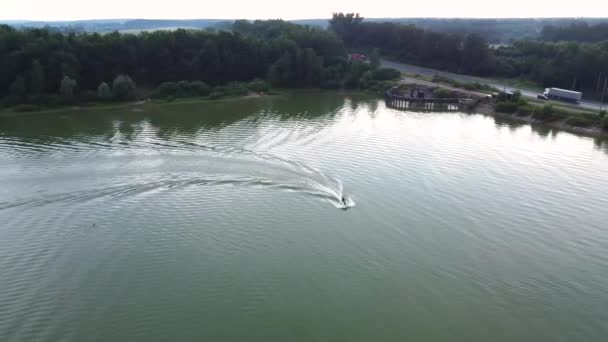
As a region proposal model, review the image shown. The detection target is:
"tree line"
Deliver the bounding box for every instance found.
[329,13,497,76]
[6,13,607,107]
[493,40,608,98]
[541,23,608,43]
[0,19,404,108]
[330,13,608,99]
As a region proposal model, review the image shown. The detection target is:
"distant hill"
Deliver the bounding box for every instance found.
[290,19,328,28]
[3,17,608,42]
[362,18,608,43]
[541,22,608,42]
[0,19,229,33]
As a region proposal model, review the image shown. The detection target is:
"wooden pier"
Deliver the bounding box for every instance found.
[384,87,469,111]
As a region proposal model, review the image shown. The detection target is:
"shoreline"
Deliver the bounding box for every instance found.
[3,89,606,140]
[0,92,286,117]
[0,88,376,118]
[393,78,608,140]
[472,102,608,139]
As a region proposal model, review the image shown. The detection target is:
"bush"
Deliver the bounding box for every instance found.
[112,75,137,101]
[516,105,534,116]
[80,90,98,103]
[60,76,77,100]
[532,104,557,121]
[512,90,522,101]
[372,68,401,81]
[218,82,248,96]
[495,101,518,113]
[12,104,40,112]
[601,116,608,130]
[321,79,341,89]
[176,81,194,97]
[433,88,452,98]
[564,116,595,128]
[156,80,212,98]
[366,80,397,94]
[462,82,481,91]
[599,110,607,119]
[248,79,270,93]
[97,82,112,100]
[153,82,177,99]
[191,81,211,97]
[343,74,361,89]
[432,75,451,84]
[359,70,375,89]
[209,91,225,100]
[36,94,65,107]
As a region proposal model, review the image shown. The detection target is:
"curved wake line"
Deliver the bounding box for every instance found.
[1,139,354,210]
[0,174,354,212]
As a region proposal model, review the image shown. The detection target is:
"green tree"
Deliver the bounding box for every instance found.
[97,82,112,100]
[154,82,178,98]
[198,40,221,84]
[112,75,136,101]
[601,116,608,130]
[0,21,352,103]
[29,60,45,95]
[462,34,491,74]
[190,81,211,96]
[344,61,371,89]
[329,13,364,45]
[9,75,27,101]
[248,79,270,93]
[60,76,77,100]
[268,52,293,86]
[370,48,380,69]
[302,48,323,86]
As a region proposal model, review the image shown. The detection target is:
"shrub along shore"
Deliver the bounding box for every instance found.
[485,91,608,137]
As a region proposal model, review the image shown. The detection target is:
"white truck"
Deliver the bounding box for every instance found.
[538,88,582,103]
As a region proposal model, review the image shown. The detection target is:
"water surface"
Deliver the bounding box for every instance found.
[1,92,608,341]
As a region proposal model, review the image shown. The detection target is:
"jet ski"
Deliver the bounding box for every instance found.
[340,196,349,210]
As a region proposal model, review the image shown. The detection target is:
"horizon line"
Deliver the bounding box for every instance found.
[3,16,608,23]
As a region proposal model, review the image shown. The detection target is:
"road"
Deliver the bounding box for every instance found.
[381,59,604,112]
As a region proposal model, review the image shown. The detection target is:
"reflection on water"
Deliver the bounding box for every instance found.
[1,91,608,342]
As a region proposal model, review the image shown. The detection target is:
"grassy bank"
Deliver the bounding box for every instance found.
[0,87,386,118]
[485,92,608,137]
[0,92,282,117]
[0,75,400,117]
[378,69,608,138]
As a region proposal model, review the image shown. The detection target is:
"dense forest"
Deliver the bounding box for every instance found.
[6,18,608,43]
[494,41,608,98]
[0,20,398,107]
[0,19,232,34]
[541,23,608,42]
[329,13,499,76]
[3,13,608,107]
[383,18,608,44]
[330,13,608,99]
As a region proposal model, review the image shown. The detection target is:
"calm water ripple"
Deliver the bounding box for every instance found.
[1,92,608,341]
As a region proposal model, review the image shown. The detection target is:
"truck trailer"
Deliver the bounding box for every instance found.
[541,88,582,103]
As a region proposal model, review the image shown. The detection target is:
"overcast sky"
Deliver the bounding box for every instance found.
[2,0,607,21]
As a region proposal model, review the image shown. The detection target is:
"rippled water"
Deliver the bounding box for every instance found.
[2,92,608,341]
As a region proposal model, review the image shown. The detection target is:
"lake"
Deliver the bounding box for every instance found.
[1,91,608,341]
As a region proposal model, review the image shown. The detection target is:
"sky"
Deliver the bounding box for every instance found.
[2,0,607,21]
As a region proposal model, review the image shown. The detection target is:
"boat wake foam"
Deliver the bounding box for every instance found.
[1,144,355,211]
